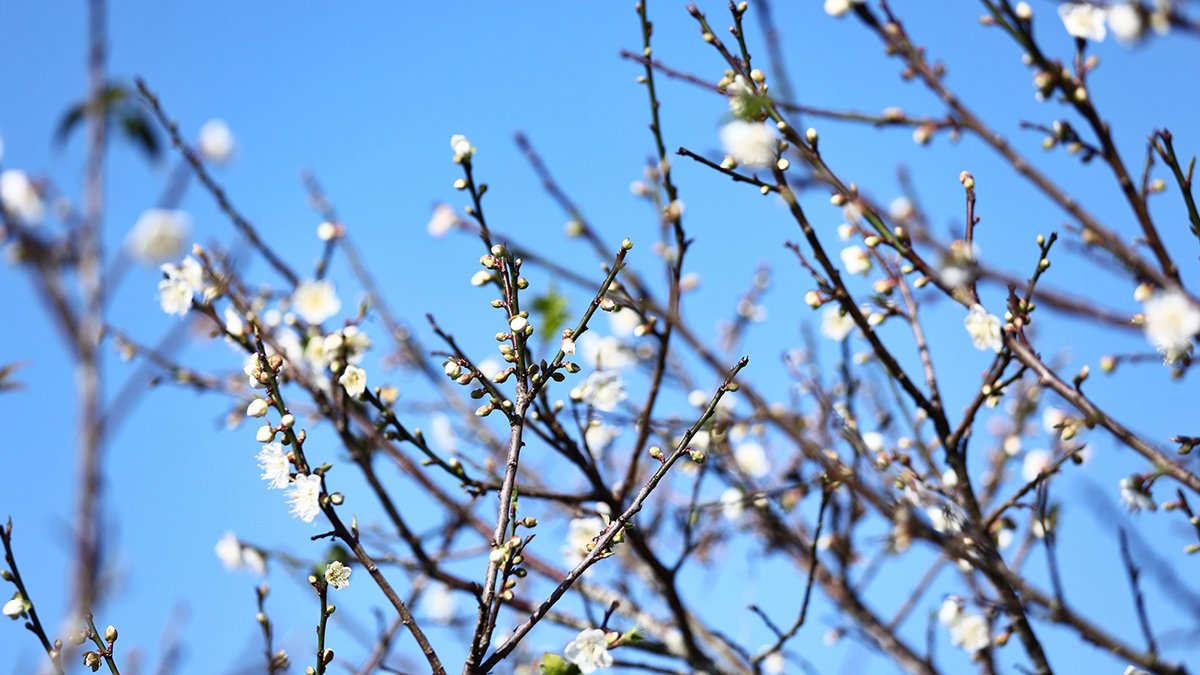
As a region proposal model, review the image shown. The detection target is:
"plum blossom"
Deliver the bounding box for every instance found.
[840,245,872,275]
[1022,449,1052,482]
[427,203,459,237]
[3,595,26,619]
[1059,2,1108,41]
[734,442,770,479]
[1108,2,1144,42]
[1142,288,1200,363]
[257,442,291,489]
[158,256,205,316]
[287,473,323,522]
[720,120,777,168]
[825,0,864,17]
[425,583,457,624]
[291,280,341,325]
[339,365,367,398]
[949,613,991,653]
[198,120,235,163]
[964,304,1003,353]
[570,371,627,412]
[1119,476,1156,512]
[126,209,190,263]
[562,516,605,567]
[0,170,44,224]
[821,306,856,342]
[215,532,265,574]
[324,561,351,590]
[564,628,613,674]
[451,134,474,161]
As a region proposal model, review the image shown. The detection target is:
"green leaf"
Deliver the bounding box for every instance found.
[531,285,571,346]
[538,653,580,675]
[52,81,160,161]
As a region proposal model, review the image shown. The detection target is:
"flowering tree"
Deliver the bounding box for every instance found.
[4,1,1200,674]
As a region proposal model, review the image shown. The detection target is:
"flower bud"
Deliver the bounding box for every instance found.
[246,398,269,418]
[104,625,118,643]
[256,425,276,443]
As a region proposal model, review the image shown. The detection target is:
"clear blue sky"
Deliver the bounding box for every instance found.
[2,1,1199,673]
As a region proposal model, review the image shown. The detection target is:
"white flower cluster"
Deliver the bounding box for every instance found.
[1058,2,1170,44]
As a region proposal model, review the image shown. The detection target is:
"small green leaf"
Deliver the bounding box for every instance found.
[531,285,571,346]
[538,653,580,675]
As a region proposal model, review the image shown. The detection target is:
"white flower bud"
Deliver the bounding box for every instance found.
[256,425,276,443]
[246,399,269,418]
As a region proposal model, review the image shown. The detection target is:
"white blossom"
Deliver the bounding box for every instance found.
[0,170,44,224]
[964,304,1003,353]
[158,276,194,316]
[225,307,246,337]
[570,371,627,412]
[287,473,323,522]
[927,503,964,534]
[1142,288,1200,363]
[425,583,457,624]
[563,628,614,674]
[1108,2,1144,42]
[862,431,884,453]
[427,203,459,237]
[824,0,864,17]
[451,134,474,161]
[215,531,242,570]
[339,365,367,398]
[720,487,746,521]
[2,596,25,619]
[322,326,372,366]
[257,442,291,489]
[949,612,991,653]
[1119,476,1156,512]
[762,651,786,675]
[609,307,641,337]
[734,442,771,479]
[324,561,352,590]
[198,119,235,163]
[562,516,604,567]
[1059,2,1108,41]
[1022,449,1052,482]
[579,334,635,370]
[584,423,620,455]
[938,596,964,626]
[840,245,872,275]
[471,270,493,286]
[291,280,341,325]
[1125,667,1153,675]
[126,209,190,263]
[821,306,856,342]
[719,120,777,168]
[316,221,339,241]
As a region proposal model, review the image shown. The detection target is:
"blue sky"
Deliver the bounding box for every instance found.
[3,1,1200,673]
